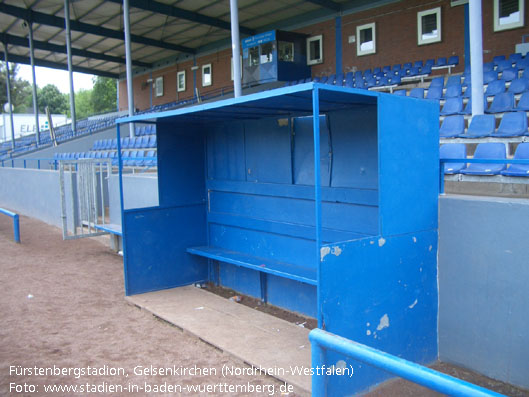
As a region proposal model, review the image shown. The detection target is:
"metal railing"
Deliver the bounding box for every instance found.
[309,328,506,397]
[0,157,158,171]
[0,208,20,243]
[440,158,529,193]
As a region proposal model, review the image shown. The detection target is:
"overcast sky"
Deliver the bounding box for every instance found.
[16,64,96,93]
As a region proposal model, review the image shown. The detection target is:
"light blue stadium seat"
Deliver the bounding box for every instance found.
[135,150,145,166]
[460,96,487,115]
[429,76,445,88]
[460,143,506,175]
[111,139,118,149]
[501,68,518,82]
[440,143,467,174]
[140,136,150,148]
[110,151,118,166]
[122,137,130,149]
[444,84,462,98]
[483,70,498,84]
[486,92,515,113]
[446,75,461,87]
[144,150,156,167]
[409,88,424,99]
[484,79,506,97]
[460,114,495,138]
[490,112,528,137]
[501,143,529,176]
[426,86,443,100]
[515,92,529,111]
[462,84,472,98]
[440,115,465,138]
[507,77,529,94]
[440,97,463,116]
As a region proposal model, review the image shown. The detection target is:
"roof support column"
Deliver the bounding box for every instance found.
[3,44,16,151]
[123,0,135,137]
[469,0,484,116]
[64,0,77,134]
[230,0,242,98]
[27,22,40,147]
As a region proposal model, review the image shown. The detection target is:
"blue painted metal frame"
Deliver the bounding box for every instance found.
[309,328,507,397]
[0,208,20,243]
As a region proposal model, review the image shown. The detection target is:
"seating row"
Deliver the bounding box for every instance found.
[135,125,156,136]
[440,142,529,176]
[440,113,528,138]
[438,92,529,115]
[53,150,157,167]
[92,135,157,150]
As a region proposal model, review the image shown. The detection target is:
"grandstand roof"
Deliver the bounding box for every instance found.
[0,0,391,79]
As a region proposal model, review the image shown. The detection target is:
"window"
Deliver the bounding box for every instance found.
[248,47,259,67]
[202,64,212,87]
[306,35,323,65]
[494,0,524,31]
[260,42,274,64]
[278,41,294,62]
[155,76,163,97]
[177,71,185,92]
[417,7,441,45]
[356,23,376,56]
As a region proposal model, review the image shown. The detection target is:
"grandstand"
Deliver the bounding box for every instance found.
[1,0,529,395]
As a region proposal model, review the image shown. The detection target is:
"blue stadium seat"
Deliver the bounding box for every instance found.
[435,57,447,67]
[493,55,506,64]
[354,71,363,81]
[429,76,444,88]
[407,67,421,76]
[446,75,461,87]
[460,143,506,175]
[409,88,424,99]
[462,84,472,98]
[507,78,529,94]
[440,143,467,174]
[515,92,529,111]
[110,151,118,166]
[135,126,141,136]
[460,114,495,138]
[144,150,157,167]
[483,70,498,84]
[425,59,435,67]
[444,84,462,98]
[484,79,506,97]
[483,62,494,73]
[392,64,401,71]
[389,74,401,84]
[135,150,145,166]
[382,66,391,74]
[501,143,529,176]
[460,96,488,115]
[122,137,130,149]
[312,76,321,83]
[403,62,412,69]
[140,136,150,148]
[516,57,529,70]
[420,64,432,74]
[495,59,512,72]
[486,92,515,113]
[103,139,112,150]
[490,112,528,137]
[111,138,118,149]
[440,97,463,116]
[413,60,423,68]
[440,115,465,138]
[327,74,336,84]
[345,72,354,85]
[393,90,407,96]
[426,86,443,100]
[509,53,523,62]
[501,68,518,82]
[447,55,459,66]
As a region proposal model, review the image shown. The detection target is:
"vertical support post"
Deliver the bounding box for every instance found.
[117,123,128,290]
[335,16,343,75]
[310,339,325,397]
[149,71,153,109]
[469,0,484,116]
[123,0,135,138]
[28,22,40,147]
[64,0,77,134]
[3,44,16,151]
[193,56,197,101]
[13,213,20,243]
[464,4,470,70]
[230,0,242,98]
[312,87,323,329]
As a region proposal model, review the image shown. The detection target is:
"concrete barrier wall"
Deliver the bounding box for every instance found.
[438,195,529,389]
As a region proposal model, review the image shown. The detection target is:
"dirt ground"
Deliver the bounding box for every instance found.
[0,215,287,396]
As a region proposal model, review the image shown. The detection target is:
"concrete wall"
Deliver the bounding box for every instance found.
[108,174,159,225]
[438,195,529,390]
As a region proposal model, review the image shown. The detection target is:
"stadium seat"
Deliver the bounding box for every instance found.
[420,64,432,75]
[493,55,506,64]
[483,62,494,73]
[507,78,529,94]
[413,60,423,68]
[501,143,529,176]
[429,76,445,88]
[490,112,528,137]
[144,150,157,167]
[425,59,435,67]
[127,150,138,167]
[382,66,391,74]
[389,74,401,85]
[135,150,145,166]
[111,139,118,149]
[409,88,425,99]
[426,86,443,100]
[460,114,495,138]
[501,68,518,82]
[122,137,131,149]
[447,56,459,66]
[495,59,512,72]
[460,96,488,115]
[440,97,463,116]
[393,90,407,96]
[345,72,354,85]
[509,53,523,62]
[483,70,498,84]
[440,115,465,138]
[403,62,412,69]
[446,75,461,87]
[484,79,506,97]
[460,143,506,175]
[515,92,529,111]
[440,143,467,174]
[444,84,462,98]
[486,92,515,113]
[435,57,447,67]
[462,84,472,98]
[319,76,328,84]
[139,136,150,148]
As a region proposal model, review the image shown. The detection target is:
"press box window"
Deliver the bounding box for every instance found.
[177,71,185,92]
[417,7,441,45]
[248,47,259,67]
[278,41,294,62]
[260,42,274,64]
[356,23,376,56]
[494,0,524,31]
[306,35,323,65]
[202,64,212,87]
[155,76,163,97]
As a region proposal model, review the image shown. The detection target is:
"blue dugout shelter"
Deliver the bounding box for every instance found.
[116,82,439,394]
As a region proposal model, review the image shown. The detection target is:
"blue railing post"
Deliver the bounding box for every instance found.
[13,214,20,243]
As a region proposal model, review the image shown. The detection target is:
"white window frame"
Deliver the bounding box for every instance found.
[306,35,323,65]
[177,71,186,92]
[494,0,524,32]
[202,64,212,87]
[356,22,376,56]
[155,76,163,97]
[417,7,442,46]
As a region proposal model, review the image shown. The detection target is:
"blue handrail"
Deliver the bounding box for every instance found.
[309,328,506,397]
[0,208,20,243]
